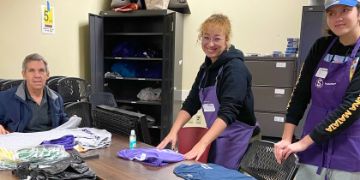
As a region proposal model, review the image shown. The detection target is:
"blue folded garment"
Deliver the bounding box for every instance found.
[174,163,255,180]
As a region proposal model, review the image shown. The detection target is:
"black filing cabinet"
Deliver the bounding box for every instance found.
[89,10,183,145]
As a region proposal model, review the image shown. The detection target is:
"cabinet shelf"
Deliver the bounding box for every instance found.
[105,32,163,36]
[105,77,162,81]
[116,99,161,105]
[104,57,162,61]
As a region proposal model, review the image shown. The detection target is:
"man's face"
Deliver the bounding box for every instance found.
[22,60,49,91]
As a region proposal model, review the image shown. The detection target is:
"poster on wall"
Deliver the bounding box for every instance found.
[41,1,55,34]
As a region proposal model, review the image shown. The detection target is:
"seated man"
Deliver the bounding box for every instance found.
[0,53,68,134]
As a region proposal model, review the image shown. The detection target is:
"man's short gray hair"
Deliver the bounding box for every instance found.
[22,53,49,72]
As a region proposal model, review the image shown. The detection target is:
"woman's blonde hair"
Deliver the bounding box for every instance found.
[198,13,232,48]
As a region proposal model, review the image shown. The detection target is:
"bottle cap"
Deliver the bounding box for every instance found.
[130,129,135,136]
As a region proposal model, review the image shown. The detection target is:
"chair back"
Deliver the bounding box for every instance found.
[0,80,10,91]
[89,91,118,108]
[57,77,91,103]
[0,79,23,91]
[47,76,66,92]
[92,105,151,145]
[178,127,210,163]
[64,101,93,127]
[240,140,299,180]
[47,76,66,83]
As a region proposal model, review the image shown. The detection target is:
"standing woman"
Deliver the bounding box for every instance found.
[157,14,257,169]
[275,0,360,179]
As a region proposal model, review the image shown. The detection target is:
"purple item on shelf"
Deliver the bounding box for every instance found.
[41,135,76,150]
[117,148,184,167]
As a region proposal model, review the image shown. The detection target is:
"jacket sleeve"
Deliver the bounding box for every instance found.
[285,38,325,125]
[0,92,5,126]
[181,67,203,117]
[217,59,250,125]
[310,65,360,143]
[57,95,69,125]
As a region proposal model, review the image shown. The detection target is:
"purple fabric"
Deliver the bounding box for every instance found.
[40,135,75,150]
[117,148,184,167]
[198,66,255,170]
[299,37,360,172]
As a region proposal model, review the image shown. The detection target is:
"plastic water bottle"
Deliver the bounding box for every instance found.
[129,129,137,149]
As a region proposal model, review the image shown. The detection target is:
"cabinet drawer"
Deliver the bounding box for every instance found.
[255,112,304,138]
[252,87,292,113]
[255,112,286,137]
[245,60,296,87]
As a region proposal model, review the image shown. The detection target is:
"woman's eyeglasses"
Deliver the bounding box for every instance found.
[201,36,224,44]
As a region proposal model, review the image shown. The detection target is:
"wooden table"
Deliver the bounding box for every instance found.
[0,134,194,180]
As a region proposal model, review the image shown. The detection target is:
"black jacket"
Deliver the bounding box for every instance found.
[181,45,256,126]
[286,36,360,144]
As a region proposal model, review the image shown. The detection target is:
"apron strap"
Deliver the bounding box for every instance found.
[214,66,224,87]
[198,66,224,90]
[199,68,207,90]
[350,37,360,58]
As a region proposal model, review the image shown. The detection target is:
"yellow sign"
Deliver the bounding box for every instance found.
[44,7,53,27]
[41,5,55,34]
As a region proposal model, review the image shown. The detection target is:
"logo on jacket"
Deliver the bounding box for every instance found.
[315,78,323,88]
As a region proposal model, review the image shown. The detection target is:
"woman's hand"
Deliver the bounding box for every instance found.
[274,139,291,164]
[282,135,313,160]
[157,110,192,150]
[183,141,208,161]
[157,131,178,150]
[0,125,9,135]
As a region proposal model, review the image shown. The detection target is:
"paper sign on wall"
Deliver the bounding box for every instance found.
[41,2,55,34]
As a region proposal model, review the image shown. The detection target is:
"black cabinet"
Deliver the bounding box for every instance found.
[89,10,183,145]
[298,6,325,73]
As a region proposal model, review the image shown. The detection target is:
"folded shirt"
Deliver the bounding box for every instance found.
[41,135,75,150]
[0,127,111,151]
[118,148,184,167]
[174,163,255,180]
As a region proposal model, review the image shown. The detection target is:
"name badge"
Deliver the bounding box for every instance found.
[315,68,328,79]
[202,103,215,112]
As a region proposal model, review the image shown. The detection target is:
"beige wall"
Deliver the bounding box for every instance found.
[0,0,309,90]
[182,0,309,90]
[0,0,110,80]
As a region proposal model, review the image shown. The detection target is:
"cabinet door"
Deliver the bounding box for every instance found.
[160,13,176,138]
[89,14,104,93]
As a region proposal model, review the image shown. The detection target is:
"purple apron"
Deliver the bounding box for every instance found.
[199,66,255,170]
[299,37,360,173]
